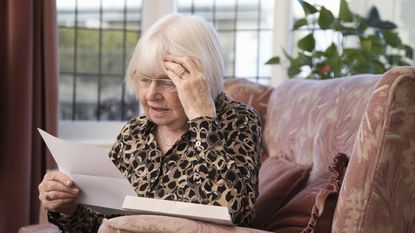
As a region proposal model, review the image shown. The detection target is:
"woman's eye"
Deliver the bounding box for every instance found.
[139,78,151,85]
[160,80,175,88]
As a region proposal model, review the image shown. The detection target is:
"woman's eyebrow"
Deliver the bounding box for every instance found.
[156,75,171,80]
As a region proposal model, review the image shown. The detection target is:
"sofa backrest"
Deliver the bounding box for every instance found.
[263,73,380,180]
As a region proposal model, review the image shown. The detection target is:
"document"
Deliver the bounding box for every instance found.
[122,196,233,225]
[38,129,137,214]
[38,129,233,225]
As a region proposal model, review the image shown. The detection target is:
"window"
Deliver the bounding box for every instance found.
[177,0,274,84]
[57,0,275,122]
[57,0,142,121]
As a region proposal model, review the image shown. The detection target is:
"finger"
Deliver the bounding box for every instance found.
[39,178,80,198]
[164,61,189,83]
[164,60,186,75]
[45,189,80,201]
[46,180,80,194]
[164,68,183,84]
[44,171,74,187]
[43,198,77,211]
[164,54,200,74]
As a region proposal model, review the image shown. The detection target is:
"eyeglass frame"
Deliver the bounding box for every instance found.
[131,71,177,92]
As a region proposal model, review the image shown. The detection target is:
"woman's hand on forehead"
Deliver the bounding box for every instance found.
[163,54,216,120]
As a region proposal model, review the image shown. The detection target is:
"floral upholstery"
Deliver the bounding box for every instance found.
[98,215,270,233]
[263,73,380,180]
[333,66,415,233]
[261,66,415,232]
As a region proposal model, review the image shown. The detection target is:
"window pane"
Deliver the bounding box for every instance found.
[125,31,140,62]
[57,0,142,121]
[177,0,274,81]
[237,0,259,30]
[76,29,99,73]
[123,94,139,120]
[78,0,100,11]
[218,31,235,77]
[101,30,124,74]
[126,11,141,30]
[126,0,142,31]
[260,0,274,29]
[75,75,98,120]
[177,0,192,11]
[78,12,100,29]
[59,74,74,120]
[59,28,75,72]
[259,31,272,77]
[215,1,237,30]
[102,0,124,11]
[100,75,123,120]
[235,31,258,77]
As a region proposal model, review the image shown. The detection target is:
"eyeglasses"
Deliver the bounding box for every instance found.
[132,72,176,92]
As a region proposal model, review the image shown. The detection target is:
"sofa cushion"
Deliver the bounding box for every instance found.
[267,153,348,233]
[252,157,311,229]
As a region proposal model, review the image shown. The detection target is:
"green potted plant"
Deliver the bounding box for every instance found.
[267,0,414,79]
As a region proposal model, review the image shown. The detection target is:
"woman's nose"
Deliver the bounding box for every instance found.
[145,81,162,100]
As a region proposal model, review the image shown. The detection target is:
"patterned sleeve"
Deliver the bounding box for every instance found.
[47,205,106,232]
[187,105,262,226]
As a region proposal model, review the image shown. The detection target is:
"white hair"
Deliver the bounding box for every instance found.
[125,14,224,99]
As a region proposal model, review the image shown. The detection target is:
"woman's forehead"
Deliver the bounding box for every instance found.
[135,59,164,76]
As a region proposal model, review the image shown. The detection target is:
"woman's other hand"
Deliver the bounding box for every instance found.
[38,171,80,217]
[164,54,216,120]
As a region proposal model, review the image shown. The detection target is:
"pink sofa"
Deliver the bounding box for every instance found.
[20,66,415,233]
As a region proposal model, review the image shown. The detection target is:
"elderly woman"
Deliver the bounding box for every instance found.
[38,14,262,232]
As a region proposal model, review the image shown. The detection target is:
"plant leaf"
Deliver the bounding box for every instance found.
[293,18,308,30]
[366,35,385,55]
[298,0,317,15]
[360,39,372,51]
[382,30,402,48]
[404,45,413,59]
[339,0,353,22]
[318,6,335,29]
[297,33,315,52]
[265,56,281,64]
[325,43,338,57]
[365,7,380,26]
[377,21,397,30]
[364,7,397,29]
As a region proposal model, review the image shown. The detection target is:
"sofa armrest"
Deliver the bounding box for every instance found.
[333,66,415,232]
[99,215,272,233]
[18,223,59,233]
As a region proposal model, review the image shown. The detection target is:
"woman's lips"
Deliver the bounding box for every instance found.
[149,106,169,117]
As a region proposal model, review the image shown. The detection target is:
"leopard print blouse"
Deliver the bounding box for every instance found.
[48,93,262,232]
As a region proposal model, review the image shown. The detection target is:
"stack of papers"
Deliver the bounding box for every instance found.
[123,196,233,225]
[38,129,233,225]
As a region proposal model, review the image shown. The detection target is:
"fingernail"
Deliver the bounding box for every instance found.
[71,188,80,194]
[66,181,71,186]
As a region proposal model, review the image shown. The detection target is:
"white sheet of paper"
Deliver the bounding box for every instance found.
[38,129,137,214]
